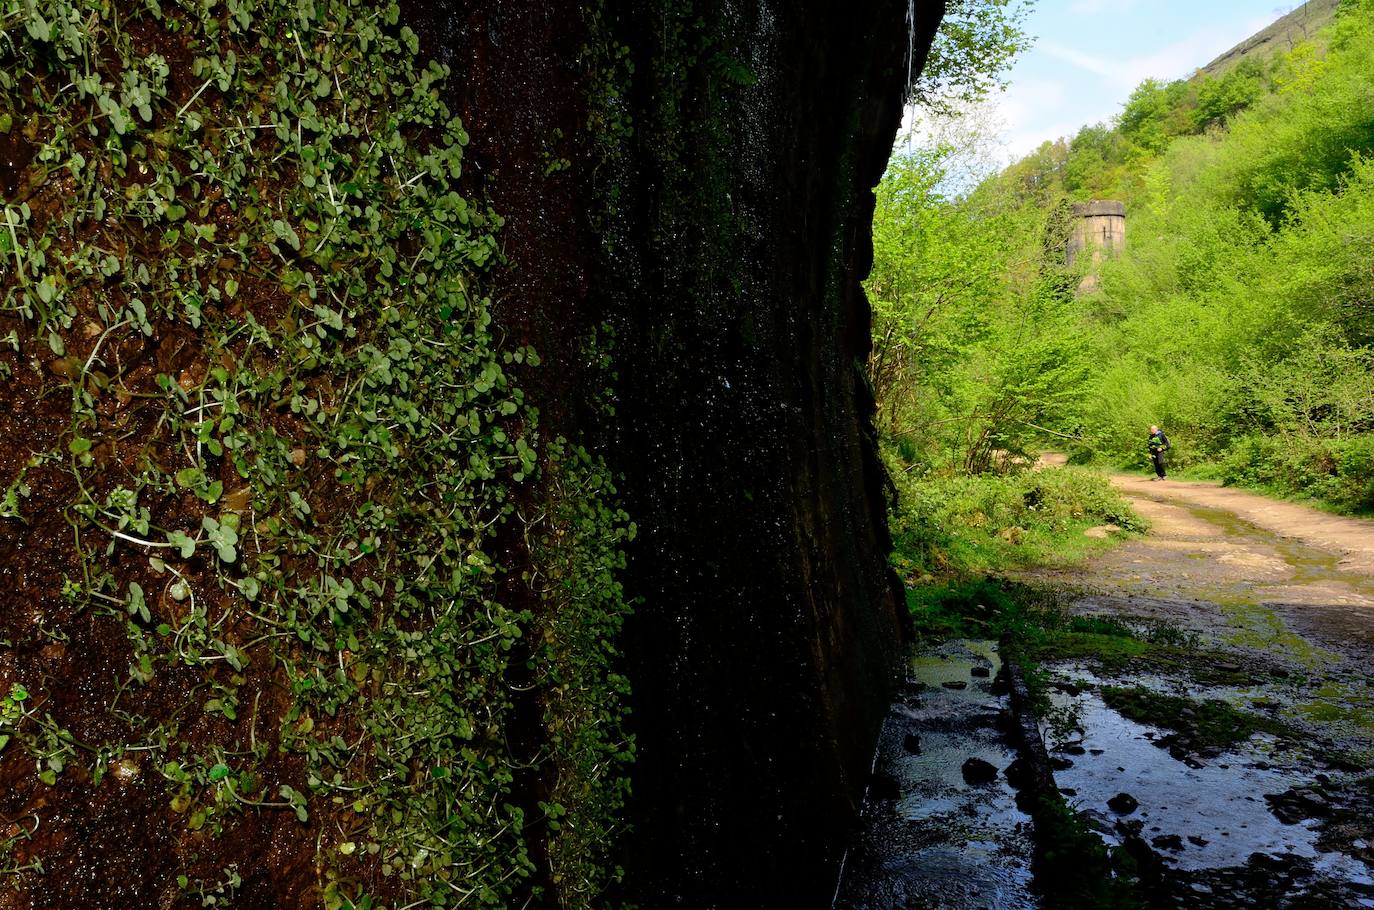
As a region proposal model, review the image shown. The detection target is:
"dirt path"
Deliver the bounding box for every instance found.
[1031,473,1374,663]
[840,471,1374,909]
[1015,471,1374,908]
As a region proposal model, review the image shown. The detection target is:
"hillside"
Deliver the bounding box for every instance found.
[870,0,1374,507]
[1201,0,1340,75]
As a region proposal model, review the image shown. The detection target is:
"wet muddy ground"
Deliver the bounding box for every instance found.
[844,473,1374,908]
[1024,474,1374,907]
[835,640,1039,910]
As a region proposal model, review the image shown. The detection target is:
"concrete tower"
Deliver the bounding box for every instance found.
[1066,200,1125,292]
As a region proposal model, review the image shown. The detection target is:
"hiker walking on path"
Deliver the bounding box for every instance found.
[1148,425,1170,480]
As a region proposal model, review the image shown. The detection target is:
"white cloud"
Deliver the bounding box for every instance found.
[1041,15,1277,89]
[987,77,1105,159]
[894,6,1293,171]
[997,77,1071,130]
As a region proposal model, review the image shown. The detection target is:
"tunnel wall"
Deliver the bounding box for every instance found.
[405,2,945,905]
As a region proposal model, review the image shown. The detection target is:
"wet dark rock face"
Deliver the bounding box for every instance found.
[403,1,943,906]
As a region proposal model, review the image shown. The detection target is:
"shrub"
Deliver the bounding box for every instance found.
[888,462,1145,577]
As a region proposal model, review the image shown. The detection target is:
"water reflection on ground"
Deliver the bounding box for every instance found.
[833,640,1039,910]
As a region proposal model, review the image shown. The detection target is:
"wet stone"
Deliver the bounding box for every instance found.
[1050,756,1075,771]
[1264,787,1331,824]
[942,680,968,690]
[961,757,999,786]
[835,640,1036,909]
[1003,757,1030,790]
[1108,792,1140,814]
[1116,818,1144,836]
[1152,834,1185,851]
[970,666,991,678]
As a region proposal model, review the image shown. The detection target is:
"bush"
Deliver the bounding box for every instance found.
[889,464,1146,577]
[1220,433,1374,513]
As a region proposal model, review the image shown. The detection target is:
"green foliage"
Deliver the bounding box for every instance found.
[0,1,631,906]
[1192,58,1265,131]
[888,463,1145,579]
[1101,686,1291,751]
[928,6,1374,515]
[868,144,1093,474]
[916,0,1036,113]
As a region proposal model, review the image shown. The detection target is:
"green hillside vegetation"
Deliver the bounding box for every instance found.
[872,0,1374,544]
[1200,0,1339,77]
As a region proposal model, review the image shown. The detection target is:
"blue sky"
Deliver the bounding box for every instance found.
[989,1,1294,158]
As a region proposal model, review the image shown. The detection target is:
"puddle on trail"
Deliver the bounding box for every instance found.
[834,640,1039,910]
[1190,499,1374,601]
[1044,686,1374,895]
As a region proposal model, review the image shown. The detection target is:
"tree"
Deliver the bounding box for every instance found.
[914,0,1036,113]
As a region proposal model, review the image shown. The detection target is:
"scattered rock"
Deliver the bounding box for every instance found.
[1151,833,1184,851]
[1108,792,1139,814]
[961,757,999,786]
[1050,756,1074,771]
[1004,757,1030,789]
[901,734,922,755]
[970,665,991,678]
[942,680,968,690]
[1059,787,1077,797]
[1266,787,1332,824]
[1188,835,1209,847]
[1115,818,1144,836]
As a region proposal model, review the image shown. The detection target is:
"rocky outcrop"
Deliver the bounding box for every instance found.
[405,1,944,905]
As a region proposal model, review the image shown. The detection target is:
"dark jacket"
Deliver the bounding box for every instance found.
[1148,430,1170,454]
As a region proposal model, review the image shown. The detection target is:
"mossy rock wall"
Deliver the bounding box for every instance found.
[0,0,941,906]
[405,1,943,905]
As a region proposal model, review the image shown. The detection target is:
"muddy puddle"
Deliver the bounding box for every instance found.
[1043,676,1374,907]
[834,640,1039,910]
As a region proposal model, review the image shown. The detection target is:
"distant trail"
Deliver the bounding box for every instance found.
[1014,468,1374,906]
[1112,475,1374,578]
[840,466,1374,908]
[1093,475,1374,658]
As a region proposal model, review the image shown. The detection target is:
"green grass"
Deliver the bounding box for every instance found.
[889,464,1147,581]
[1101,686,1293,752]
